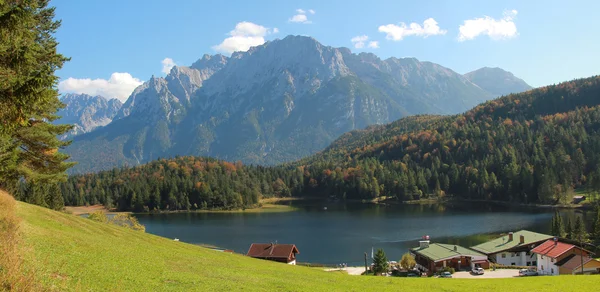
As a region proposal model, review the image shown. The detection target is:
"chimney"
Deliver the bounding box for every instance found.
[554,237,558,245]
[508,232,514,241]
[419,235,430,249]
[454,245,458,252]
[519,235,525,244]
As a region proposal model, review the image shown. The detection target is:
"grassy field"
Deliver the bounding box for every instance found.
[2,191,598,291]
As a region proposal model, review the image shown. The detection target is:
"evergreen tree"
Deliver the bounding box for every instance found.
[372,248,388,276]
[0,0,73,208]
[592,210,600,245]
[573,216,588,243]
[565,217,573,240]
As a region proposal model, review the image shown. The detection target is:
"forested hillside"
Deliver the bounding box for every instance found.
[59,76,600,211]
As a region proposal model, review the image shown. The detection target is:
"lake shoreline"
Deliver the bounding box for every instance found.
[65,194,594,216]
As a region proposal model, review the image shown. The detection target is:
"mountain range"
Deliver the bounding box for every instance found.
[56,94,122,140]
[61,35,531,174]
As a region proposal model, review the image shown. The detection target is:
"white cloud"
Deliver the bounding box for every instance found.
[212,22,276,54]
[289,14,311,24]
[161,58,176,74]
[351,35,369,49]
[368,41,379,49]
[58,73,143,102]
[378,18,447,41]
[458,10,518,41]
[289,9,314,24]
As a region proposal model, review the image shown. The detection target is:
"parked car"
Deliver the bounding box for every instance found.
[471,267,485,275]
[518,269,538,276]
[440,271,452,278]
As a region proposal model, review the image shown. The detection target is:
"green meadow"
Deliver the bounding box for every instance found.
[4,194,598,291]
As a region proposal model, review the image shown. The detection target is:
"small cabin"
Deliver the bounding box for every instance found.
[246,243,300,265]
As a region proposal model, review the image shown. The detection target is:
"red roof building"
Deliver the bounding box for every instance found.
[531,238,594,275]
[531,240,577,259]
[246,243,300,265]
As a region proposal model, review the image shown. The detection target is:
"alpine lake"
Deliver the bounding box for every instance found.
[134,200,594,266]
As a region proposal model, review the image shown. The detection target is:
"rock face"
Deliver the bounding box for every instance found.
[56,94,122,139]
[465,67,532,97]
[65,35,530,174]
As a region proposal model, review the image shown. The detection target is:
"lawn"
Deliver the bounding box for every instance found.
[7,196,600,291]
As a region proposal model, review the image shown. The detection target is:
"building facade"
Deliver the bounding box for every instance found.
[470,230,552,267]
[532,238,595,275]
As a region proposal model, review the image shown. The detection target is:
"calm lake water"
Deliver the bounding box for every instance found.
[134,201,591,266]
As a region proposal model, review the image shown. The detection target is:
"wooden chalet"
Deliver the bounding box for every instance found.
[246,243,300,265]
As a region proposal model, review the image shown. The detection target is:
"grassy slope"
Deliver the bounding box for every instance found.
[13,200,598,291]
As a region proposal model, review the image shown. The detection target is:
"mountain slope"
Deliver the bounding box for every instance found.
[465,67,532,97]
[55,94,122,139]
[65,36,522,174]
[5,191,593,291]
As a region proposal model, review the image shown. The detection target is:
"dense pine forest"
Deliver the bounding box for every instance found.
[56,76,600,212]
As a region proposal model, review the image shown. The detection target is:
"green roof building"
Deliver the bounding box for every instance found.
[470,230,553,267]
[410,239,489,275]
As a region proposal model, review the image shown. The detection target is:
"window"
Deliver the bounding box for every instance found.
[501,253,506,258]
[551,268,554,274]
[541,265,544,270]
[511,262,516,266]
[527,262,531,266]
[551,258,554,263]
[526,252,531,256]
[533,261,537,266]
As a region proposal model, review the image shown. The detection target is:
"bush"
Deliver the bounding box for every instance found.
[87,211,108,223]
[438,267,455,274]
[86,212,145,232]
[491,263,532,270]
[109,214,146,232]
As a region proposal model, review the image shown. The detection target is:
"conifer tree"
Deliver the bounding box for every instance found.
[0,0,74,208]
[372,248,388,276]
[573,216,588,243]
[565,217,573,239]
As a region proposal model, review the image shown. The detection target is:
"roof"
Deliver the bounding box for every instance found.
[470,230,553,255]
[531,240,576,259]
[555,254,594,270]
[411,243,486,262]
[246,243,299,259]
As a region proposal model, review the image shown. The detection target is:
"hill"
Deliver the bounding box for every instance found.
[57,75,600,211]
[1,190,597,291]
[64,36,531,174]
[465,67,532,97]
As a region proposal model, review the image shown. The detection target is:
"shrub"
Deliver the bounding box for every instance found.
[438,267,455,274]
[109,214,146,232]
[87,211,108,223]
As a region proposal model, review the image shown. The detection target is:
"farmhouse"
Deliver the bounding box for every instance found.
[470,230,552,267]
[410,237,489,275]
[247,243,300,265]
[531,238,599,275]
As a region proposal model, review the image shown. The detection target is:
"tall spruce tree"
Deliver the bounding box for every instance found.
[573,216,588,243]
[565,217,573,239]
[372,248,389,276]
[0,0,74,208]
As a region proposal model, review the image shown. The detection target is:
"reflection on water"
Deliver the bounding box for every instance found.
[134,201,590,266]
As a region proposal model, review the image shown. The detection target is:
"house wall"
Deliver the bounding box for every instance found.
[536,253,559,275]
[495,251,536,266]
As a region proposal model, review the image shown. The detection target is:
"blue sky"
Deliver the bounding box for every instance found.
[52,0,600,102]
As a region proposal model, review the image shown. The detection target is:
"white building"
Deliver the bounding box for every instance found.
[470,230,552,267]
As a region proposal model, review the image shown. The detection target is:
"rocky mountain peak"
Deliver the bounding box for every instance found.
[56,93,122,139]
